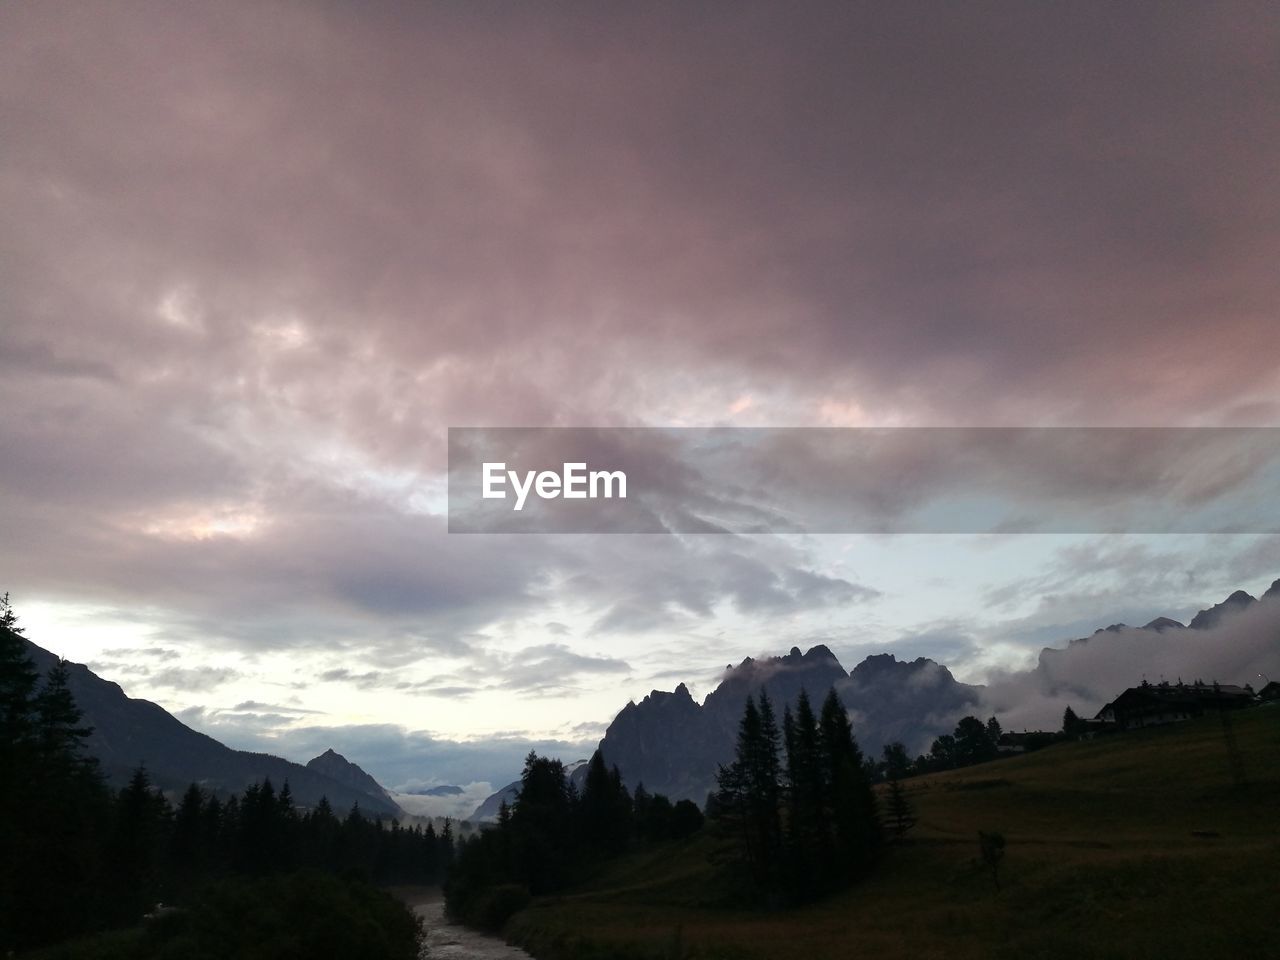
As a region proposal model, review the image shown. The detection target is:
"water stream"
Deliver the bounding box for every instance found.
[407,891,535,959]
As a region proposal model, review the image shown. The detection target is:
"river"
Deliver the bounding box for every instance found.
[400,889,535,959]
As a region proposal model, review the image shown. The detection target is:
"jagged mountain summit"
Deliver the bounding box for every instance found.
[305,748,396,805]
[1188,589,1257,630]
[22,639,403,818]
[594,645,981,804]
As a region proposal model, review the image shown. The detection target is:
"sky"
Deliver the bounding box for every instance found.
[3,1,1279,795]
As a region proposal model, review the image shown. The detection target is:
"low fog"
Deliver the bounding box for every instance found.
[981,587,1280,732]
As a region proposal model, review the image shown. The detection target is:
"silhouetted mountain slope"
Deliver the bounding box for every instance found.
[23,639,402,817]
[1189,589,1255,629]
[596,645,980,803]
[599,683,723,805]
[837,653,981,752]
[470,780,520,822]
[704,645,849,741]
[305,748,395,803]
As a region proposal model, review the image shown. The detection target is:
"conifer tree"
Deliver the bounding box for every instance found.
[886,778,916,841]
[1062,705,1082,737]
[818,688,879,880]
[783,690,827,895]
[33,660,96,777]
[882,741,912,781]
[580,750,632,856]
[715,691,785,897]
[0,593,38,751]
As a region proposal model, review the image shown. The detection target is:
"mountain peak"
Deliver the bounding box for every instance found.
[1189,590,1256,629]
[305,749,394,806]
[1265,578,1280,600]
[20,638,401,817]
[850,652,902,674]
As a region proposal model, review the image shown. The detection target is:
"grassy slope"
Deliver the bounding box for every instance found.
[506,706,1280,960]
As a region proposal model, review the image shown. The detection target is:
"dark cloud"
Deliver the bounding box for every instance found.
[318,669,385,690]
[103,646,181,662]
[494,644,630,696]
[2,1,1278,751]
[148,666,241,692]
[414,642,633,700]
[4,1,1276,441]
[230,700,323,715]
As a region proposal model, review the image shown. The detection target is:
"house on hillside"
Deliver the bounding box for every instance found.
[1259,681,1280,703]
[1094,681,1254,731]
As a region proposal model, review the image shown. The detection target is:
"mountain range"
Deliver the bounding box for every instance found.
[473,579,1280,810]
[23,638,402,818]
[590,646,980,804]
[23,578,1279,821]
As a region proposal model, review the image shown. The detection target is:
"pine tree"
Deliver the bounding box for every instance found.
[882,741,912,780]
[985,716,1003,748]
[783,690,826,896]
[818,688,879,881]
[752,690,784,883]
[580,750,630,856]
[715,692,785,898]
[1063,705,1082,737]
[33,660,96,777]
[108,767,171,921]
[0,593,38,751]
[886,778,916,841]
[171,783,206,885]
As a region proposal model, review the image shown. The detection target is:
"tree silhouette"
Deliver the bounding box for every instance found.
[715,687,880,904]
[886,778,916,841]
[881,741,911,780]
[978,830,1006,891]
[1062,705,1083,737]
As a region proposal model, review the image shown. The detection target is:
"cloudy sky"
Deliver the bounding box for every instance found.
[3,2,1279,792]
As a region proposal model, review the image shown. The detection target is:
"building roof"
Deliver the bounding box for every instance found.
[1095,681,1253,720]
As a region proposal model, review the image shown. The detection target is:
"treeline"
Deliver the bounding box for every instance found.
[446,750,704,930]
[0,596,434,956]
[871,714,1005,781]
[710,688,881,905]
[115,770,455,908]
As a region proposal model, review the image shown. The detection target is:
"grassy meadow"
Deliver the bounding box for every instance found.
[504,705,1280,960]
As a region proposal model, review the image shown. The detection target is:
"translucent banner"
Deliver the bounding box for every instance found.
[447,427,1280,534]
